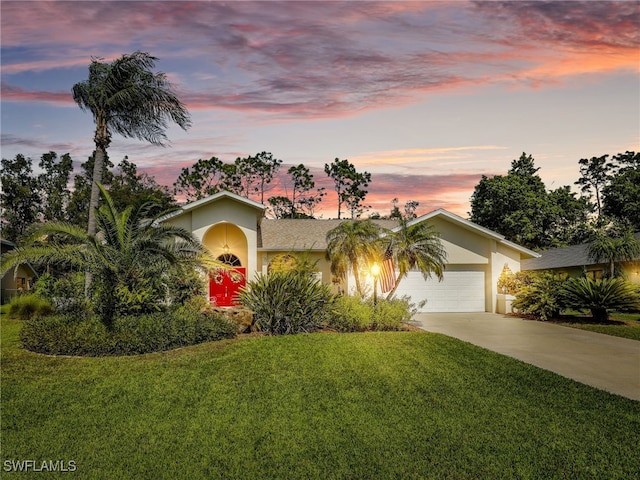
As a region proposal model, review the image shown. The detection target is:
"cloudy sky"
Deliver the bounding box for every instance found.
[1,0,638,218]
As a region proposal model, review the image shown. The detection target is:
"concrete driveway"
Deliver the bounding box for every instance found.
[412,312,640,401]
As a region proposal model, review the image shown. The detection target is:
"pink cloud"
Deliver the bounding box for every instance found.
[3,1,637,120]
[1,84,73,106]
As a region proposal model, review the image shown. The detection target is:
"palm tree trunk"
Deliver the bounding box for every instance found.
[353,263,363,296]
[85,143,107,297]
[87,145,106,237]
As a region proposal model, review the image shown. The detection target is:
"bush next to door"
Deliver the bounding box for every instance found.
[19,299,236,356]
[239,270,335,334]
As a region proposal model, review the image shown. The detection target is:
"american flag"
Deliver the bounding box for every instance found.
[379,248,396,293]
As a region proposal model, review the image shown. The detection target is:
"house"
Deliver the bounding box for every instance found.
[161,191,539,313]
[1,239,37,303]
[521,233,640,284]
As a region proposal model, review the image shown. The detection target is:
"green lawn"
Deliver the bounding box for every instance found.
[552,312,640,341]
[2,318,639,479]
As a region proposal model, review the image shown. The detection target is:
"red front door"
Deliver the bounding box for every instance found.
[209,267,246,307]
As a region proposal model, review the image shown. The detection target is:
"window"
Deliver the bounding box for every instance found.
[217,254,242,267]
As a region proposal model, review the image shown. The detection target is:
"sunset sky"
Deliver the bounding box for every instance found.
[1,1,638,218]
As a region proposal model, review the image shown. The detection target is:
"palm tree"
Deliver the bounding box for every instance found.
[72,51,191,238]
[384,217,447,300]
[326,220,385,296]
[1,185,207,328]
[562,277,640,322]
[588,229,640,278]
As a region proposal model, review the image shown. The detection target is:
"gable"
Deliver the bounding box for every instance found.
[161,191,265,235]
[429,217,490,264]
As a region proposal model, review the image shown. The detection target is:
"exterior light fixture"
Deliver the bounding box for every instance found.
[222,223,230,253]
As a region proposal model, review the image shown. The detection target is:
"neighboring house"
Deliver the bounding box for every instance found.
[1,239,37,303]
[521,233,640,285]
[161,191,539,313]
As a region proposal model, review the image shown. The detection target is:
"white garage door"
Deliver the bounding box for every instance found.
[393,269,486,313]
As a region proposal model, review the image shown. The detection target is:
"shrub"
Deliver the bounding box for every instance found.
[114,280,164,316]
[20,300,236,356]
[166,268,206,305]
[6,294,54,320]
[33,271,90,315]
[512,271,565,320]
[329,294,373,331]
[239,270,335,335]
[327,295,415,332]
[561,277,640,322]
[372,296,416,330]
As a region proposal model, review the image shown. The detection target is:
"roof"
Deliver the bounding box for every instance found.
[521,243,592,271]
[258,219,398,250]
[521,232,640,271]
[259,210,539,259]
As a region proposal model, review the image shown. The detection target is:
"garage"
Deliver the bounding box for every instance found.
[393,266,486,313]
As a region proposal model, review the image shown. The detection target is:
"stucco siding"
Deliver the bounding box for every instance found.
[431,218,491,264]
[163,213,192,233]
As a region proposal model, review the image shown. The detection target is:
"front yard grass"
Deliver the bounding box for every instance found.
[2,318,639,479]
[551,312,640,341]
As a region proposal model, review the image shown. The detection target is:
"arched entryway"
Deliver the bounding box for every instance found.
[202,223,248,307]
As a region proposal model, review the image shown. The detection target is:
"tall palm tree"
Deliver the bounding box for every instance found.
[326,220,385,296]
[384,217,447,300]
[588,229,640,278]
[1,185,207,328]
[72,51,191,237]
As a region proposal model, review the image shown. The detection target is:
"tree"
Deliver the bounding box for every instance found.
[562,277,640,322]
[1,185,206,328]
[110,157,177,216]
[545,186,591,247]
[72,51,191,237]
[382,217,446,300]
[588,229,640,278]
[324,158,371,219]
[470,152,591,250]
[602,151,640,229]
[0,154,41,242]
[326,220,385,296]
[470,153,548,249]
[267,196,294,219]
[235,152,282,203]
[173,156,226,201]
[38,151,73,223]
[389,198,419,220]
[575,154,613,218]
[288,164,325,218]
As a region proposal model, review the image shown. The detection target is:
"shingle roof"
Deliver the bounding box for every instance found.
[521,233,640,271]
[521,243,592,270]
[258,219,399,250]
